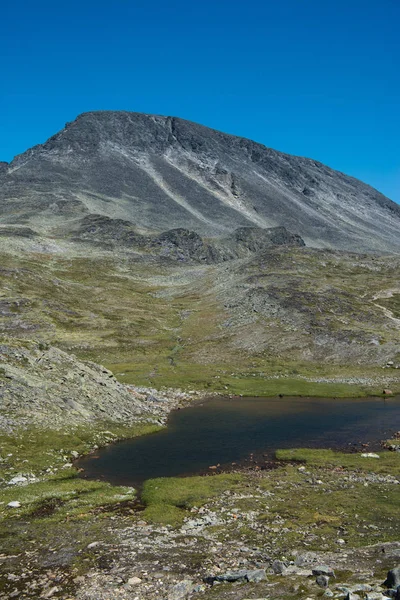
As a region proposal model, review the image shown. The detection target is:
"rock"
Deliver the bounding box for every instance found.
[205,569,266,584]
[8,475,28,485]
[350,584,373,593]
[345,594,361,600]
[383,589,399,598]
[385,567,400,589]
[312,565,335,578]
[7,501,21,508]
[192,584,206,593]
[361,453,380,458]
[366,594,384,600]
[246,569,267,583]
[316,575,330,588]
[167,580,193,599]
[383,389,393,395]
[271,559,287,574]
[70,450,79,458]
[127,577,142,586]
[87,541,100,549]
[42,587,59,598]
[323,590,334,598]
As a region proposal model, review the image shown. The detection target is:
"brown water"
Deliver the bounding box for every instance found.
[78,395,400,487]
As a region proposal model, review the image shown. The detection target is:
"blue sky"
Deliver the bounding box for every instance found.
[1,0,399,202]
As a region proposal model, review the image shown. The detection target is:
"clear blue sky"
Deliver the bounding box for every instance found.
[1,0,399,202]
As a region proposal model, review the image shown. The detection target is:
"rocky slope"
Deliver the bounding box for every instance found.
[1,111,400,253]
[0,338,155,433]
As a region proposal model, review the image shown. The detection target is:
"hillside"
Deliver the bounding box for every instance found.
[0,113,400,600]
[1,111,400,253]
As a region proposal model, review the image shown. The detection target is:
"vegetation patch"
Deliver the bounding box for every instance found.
[275,447,400,475]
[141,473,244,525]
[0,422,162,476]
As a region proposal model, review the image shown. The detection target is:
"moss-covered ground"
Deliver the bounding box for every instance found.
[0,423,399,598]
[1,248,399,397]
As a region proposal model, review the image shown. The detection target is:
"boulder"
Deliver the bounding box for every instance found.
[271,559,287,574]
[167,580,193,599]
[385,567,400,589]
[316,575,330,588]
[312,565,335,578]
[204,569,266,584]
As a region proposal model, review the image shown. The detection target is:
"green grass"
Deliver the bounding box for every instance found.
[276,447,400,475]
[1,249,400,397]
[140,455,400,548]
[109,360,384,397]
[0,469,136,523]
[141,473,244,525]
[0,422,163,476]
[376,293,400,319]
[256,465,400,549]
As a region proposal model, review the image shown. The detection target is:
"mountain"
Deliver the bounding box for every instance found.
[1,111,399,253]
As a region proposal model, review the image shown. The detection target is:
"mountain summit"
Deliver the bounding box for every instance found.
[1,111,399,252]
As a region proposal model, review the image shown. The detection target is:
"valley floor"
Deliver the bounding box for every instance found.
[0,384,399,600]
[1,240,400,599]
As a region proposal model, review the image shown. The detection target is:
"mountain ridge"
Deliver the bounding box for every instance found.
[1,110,399,253]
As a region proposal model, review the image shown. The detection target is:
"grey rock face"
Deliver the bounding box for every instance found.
[312,565,335,578]
[74,216,305,263]
[204,568,266,584]
[167,580,193,599]
[316,574,330,588]
[0,338,151,432]
[385,567,400,589]
[1,111,400,253]
[271,559,288,574]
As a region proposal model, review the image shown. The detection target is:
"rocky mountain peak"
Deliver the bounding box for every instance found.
[1,111,400,253]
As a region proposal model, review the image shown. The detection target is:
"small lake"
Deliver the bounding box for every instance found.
[78,395,400,487]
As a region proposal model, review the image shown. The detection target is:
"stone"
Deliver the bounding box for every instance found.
[323,591,334,598]
[271,559,287,574]
[361,453,380,458]
[7,501,21,508]
[127,577,142,585]
[205,569,266,584]
[383,590,399,598]
[246,569,267,583]
[167,580,193,599]
[316,575,330,588]
[42,587,59,598]
[8,475,28,485]
[312,565,335,578]
[350,584,373,593]
[192,584,206,593]
[345,594,360,600]
[385,568,400,589]
[366,593,384,600]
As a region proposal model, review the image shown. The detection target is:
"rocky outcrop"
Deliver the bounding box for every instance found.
[1,111,399,253]
[73,217,306,263]
[0,225,37,238]
[0,338,151,432]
